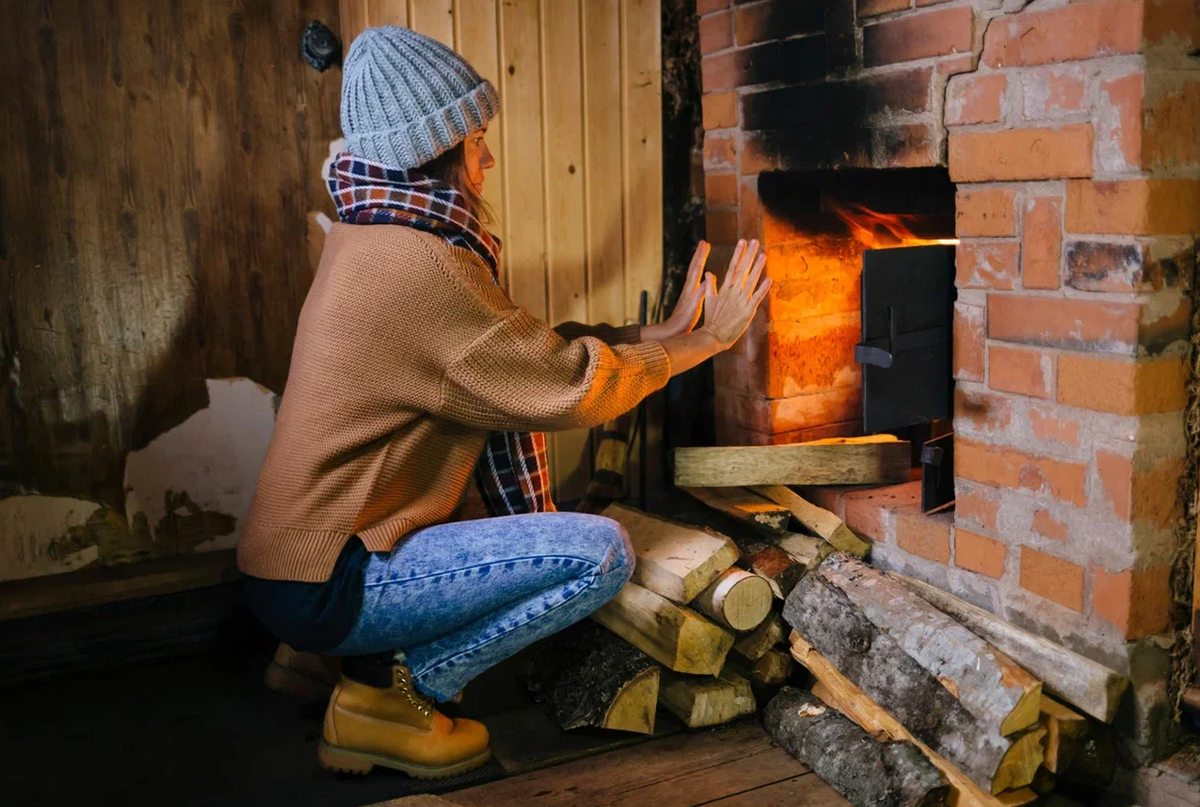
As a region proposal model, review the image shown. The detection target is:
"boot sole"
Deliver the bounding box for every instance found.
[263,662,335,704]
[317,740,492,779]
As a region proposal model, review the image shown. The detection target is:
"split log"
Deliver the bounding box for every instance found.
[601,503,738,604]
[726,530,807,598]
[728,647,793,688]
[785,556,1043,793]
[524,622,660,735]
[799,637,1047,804]
[775,531,833,571]
[591,581,734,675]
[1039,698,1087,774]
[659,669,756,728]
[692,568,773,631]
[672,442,911,488]
[788,555,1042,737]
[575,413,635,514]
[733,611,787,661]
[680,486,790,535]
[752,485,871,557]
[890,573,1128,723]
[763,686,950,807]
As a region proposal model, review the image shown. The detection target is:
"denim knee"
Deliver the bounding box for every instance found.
[587,516,635,596]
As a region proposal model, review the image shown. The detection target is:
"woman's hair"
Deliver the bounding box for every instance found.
[420,143,494,224]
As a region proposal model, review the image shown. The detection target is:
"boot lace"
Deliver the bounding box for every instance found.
[394,665,435,719]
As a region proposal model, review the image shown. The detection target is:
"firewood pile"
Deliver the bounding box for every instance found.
[524,439,1133,807]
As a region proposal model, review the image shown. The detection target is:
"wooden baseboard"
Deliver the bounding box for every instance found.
[0,550,240,622]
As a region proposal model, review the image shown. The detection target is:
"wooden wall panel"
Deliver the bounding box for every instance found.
[1,0,342,508]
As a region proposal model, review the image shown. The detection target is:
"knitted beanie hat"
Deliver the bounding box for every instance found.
[341,26,500,171]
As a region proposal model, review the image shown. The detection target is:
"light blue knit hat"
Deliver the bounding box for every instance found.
[341,26,501,171]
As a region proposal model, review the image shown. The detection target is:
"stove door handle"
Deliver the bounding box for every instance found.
[854,343,894,369]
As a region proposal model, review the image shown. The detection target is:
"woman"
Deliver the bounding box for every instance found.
[237,26,769,779]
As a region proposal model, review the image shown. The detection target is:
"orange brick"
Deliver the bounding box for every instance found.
[1022,197,1063,290]
[702,91,738,130]
[863,5,974,67]
[956,188,1017,237]
[950,125,1094,182]
[956,437,1086,506]
[702,51,745,93]
[704,131,738,170]
[946,73,1007,126]
[938,53,976,77]
[955,529,1007,579]
[843,482,923,542]
[953,303,985,382]
[955,386,1013,433]
[1066,179,1200,236]
[956,241,1019,289]
[1032,510,1068,542]
[1096,450,1184,527]
[1027,405,1082,449]
[1097,73,1144,172]
[982,0,1143,68]
[1020,547,1085,612]
[1057,353,1188,415]
[1022,66,1087,119]
[699,10,733,54]
[735,0,822,45]
[1092,565,1173,639]
[956,488,1000,533]
[1145,78,1200,171]
[896,508,952,564]
[859,0,910,17]
[697,0,728,16]
[705,173,738,207]
[706,209,740,244]
[988,294,1140,353]
[989,344,1054,399]
[740,176,761,240]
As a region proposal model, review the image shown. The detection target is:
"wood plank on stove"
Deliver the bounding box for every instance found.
[443,720,804,807]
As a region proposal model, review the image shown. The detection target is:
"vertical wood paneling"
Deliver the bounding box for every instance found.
[455,0,509,285]
[408,0,455,46]
[497,0,547,319]
[541,0,590,501]
[339,0,662,503]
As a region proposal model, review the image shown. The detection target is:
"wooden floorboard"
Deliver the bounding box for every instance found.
[443,720,850,807]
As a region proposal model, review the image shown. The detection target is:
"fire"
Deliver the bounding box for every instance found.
[826,199,958,250]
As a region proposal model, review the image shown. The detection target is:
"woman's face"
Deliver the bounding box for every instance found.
[463,128,495,195]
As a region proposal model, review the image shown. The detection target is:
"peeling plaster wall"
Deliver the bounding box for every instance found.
[0,496,102,581]
[124,378,277,555]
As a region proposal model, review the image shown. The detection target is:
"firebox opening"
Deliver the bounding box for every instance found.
[756,168,957,510]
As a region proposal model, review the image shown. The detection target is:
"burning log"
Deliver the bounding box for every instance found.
[692,567,773,632]
[524,622,660,735]
[785,555,1044,792]
[659,669,756,728]
[889,573,1128,723]
[591,581,733,675]
[763,686,950,807]
[601,503,738,604]
[672,442,910,488]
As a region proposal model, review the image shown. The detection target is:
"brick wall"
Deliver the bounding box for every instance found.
[698,0,1200,756]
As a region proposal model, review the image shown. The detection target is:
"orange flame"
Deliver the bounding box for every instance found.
[827,199,958,250]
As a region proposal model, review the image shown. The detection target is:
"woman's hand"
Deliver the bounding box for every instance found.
[700,239,770,350]
[642,241,716,343]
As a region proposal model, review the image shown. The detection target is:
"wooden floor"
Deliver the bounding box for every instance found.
[378,721,850,807]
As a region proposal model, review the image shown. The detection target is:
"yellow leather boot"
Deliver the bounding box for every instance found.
[263,643,341,703]
[318,661,491,778]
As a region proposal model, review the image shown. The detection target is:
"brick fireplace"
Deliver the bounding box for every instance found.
[697,0,1200,757]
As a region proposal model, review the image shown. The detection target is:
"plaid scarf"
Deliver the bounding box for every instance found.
[328,153,554,516]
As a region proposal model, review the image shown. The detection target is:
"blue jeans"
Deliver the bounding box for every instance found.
[327,512,634,702]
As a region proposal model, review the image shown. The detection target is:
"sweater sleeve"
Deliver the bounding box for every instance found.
[552,321,642,345]
[438,308,670,432]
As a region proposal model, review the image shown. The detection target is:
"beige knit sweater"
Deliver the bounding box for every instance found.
[237,224,671,582]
